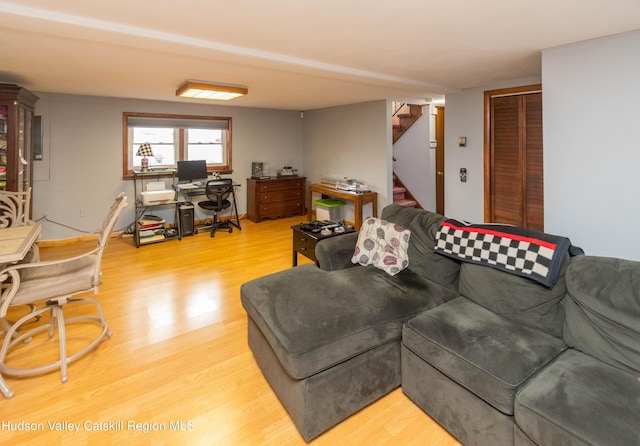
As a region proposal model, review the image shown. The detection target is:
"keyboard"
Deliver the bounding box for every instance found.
[178,183,199,190]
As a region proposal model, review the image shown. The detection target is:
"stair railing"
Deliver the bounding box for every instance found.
[392,102,406,117]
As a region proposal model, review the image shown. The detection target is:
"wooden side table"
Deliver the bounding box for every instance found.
[307,184,377,231]
[291,224,356,266]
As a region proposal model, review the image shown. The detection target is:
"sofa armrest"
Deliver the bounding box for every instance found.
[315,232,359,271]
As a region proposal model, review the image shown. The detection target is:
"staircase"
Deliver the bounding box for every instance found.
[393,174,419,208]
[392,103,423,144]
[392,102,423,209]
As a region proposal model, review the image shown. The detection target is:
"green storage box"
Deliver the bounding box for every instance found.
[315,198,345,221]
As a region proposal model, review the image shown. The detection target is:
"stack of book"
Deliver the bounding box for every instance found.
[138,216,165,244]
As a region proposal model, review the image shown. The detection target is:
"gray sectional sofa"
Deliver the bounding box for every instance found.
[240,204,640,445]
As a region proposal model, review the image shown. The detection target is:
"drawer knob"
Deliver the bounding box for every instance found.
[301,237,307,242]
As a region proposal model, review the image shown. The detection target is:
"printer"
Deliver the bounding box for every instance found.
[140,181,175,204]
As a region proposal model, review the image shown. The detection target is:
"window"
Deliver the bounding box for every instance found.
[123,112,232,178]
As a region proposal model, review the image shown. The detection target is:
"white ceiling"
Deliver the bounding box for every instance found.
[1,0,639,110]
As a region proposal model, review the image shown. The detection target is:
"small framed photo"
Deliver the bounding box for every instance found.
[251,162,264,178]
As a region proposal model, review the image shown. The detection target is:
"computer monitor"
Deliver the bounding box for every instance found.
[177,160,208,183]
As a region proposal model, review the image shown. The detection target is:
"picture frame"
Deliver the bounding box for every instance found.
[251,162,263,178]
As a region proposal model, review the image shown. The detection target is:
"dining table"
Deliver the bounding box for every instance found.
[0,221,42,264]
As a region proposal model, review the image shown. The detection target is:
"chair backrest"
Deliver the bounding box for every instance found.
[204,179,233,211]
[0,193,128,315]
[94,193,128,283]
[0,187,31,228]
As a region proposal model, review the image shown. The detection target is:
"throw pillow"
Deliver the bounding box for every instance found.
[352,217,411,275]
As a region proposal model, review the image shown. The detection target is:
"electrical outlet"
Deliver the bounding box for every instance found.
[80,208,87,217]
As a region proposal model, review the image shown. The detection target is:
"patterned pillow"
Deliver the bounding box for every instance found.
[351,217,411,275]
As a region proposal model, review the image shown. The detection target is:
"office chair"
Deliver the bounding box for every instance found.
[0,192,127,399]
[197,178,234,237]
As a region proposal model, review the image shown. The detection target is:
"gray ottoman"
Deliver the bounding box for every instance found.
[241,263,457,441]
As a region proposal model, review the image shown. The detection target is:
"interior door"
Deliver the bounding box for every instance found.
[435,106,445,215]
[484,85,543,230]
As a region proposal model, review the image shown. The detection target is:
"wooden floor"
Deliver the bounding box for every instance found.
[1,216,460,446]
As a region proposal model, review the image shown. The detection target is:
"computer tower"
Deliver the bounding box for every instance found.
[177,202,195,236]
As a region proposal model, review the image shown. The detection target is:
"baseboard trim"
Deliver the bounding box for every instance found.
[37,231,123,248]
[38,215,245,247]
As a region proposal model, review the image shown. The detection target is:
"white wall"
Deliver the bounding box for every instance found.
[443,76,540,222]
[392,106,434,210]
[442,30,640,260]
[542,30,640,260]
[33,93,303,239]
[303,100,390,222]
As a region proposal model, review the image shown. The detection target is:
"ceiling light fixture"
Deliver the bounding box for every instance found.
[176,80,248,100]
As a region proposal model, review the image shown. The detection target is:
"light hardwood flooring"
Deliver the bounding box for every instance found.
[1,216,460,446]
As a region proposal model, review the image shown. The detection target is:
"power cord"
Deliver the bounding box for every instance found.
[35,215,131,237]
[35,215,90,234]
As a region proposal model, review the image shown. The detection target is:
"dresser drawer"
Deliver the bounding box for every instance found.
[259,189,304,204]
[259,200,304,219]
[258,179,305,192]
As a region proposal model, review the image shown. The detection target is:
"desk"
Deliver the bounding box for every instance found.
[307,184,377,231]
[176,182,242,230]
[0,222,41,263]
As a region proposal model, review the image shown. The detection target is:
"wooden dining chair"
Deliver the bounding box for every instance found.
[0,192,127,399]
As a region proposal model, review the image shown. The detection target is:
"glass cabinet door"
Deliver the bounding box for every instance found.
[0,85,38,192]
[18,106,33,193]
[0,105,7,190]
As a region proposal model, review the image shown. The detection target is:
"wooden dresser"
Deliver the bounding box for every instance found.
[246,177,306,223]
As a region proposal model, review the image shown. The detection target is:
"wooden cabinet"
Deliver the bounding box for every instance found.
[291,223,355,266]
[0,84,38,192]
[247,177,306,222]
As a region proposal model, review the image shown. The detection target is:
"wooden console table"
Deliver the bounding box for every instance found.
[307,183,377,230]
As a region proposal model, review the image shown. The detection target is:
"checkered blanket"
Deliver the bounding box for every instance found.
[435,219,577,287]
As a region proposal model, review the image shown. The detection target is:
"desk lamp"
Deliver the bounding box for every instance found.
[136,143,153,171]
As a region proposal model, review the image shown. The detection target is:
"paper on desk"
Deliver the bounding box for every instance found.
[146,181,166,191]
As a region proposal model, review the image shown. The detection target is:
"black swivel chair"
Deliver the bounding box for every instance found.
[197,178,234,237]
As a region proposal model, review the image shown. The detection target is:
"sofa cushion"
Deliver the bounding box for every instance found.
[381,204,460,289]
[241,264,457,380]
[352,217,411,276]
[458,256,568,337]
[515,349,640,446]
[403,297,566,415]
[564,255,640,374]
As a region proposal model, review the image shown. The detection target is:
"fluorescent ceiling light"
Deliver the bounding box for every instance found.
[176,80,248,100]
